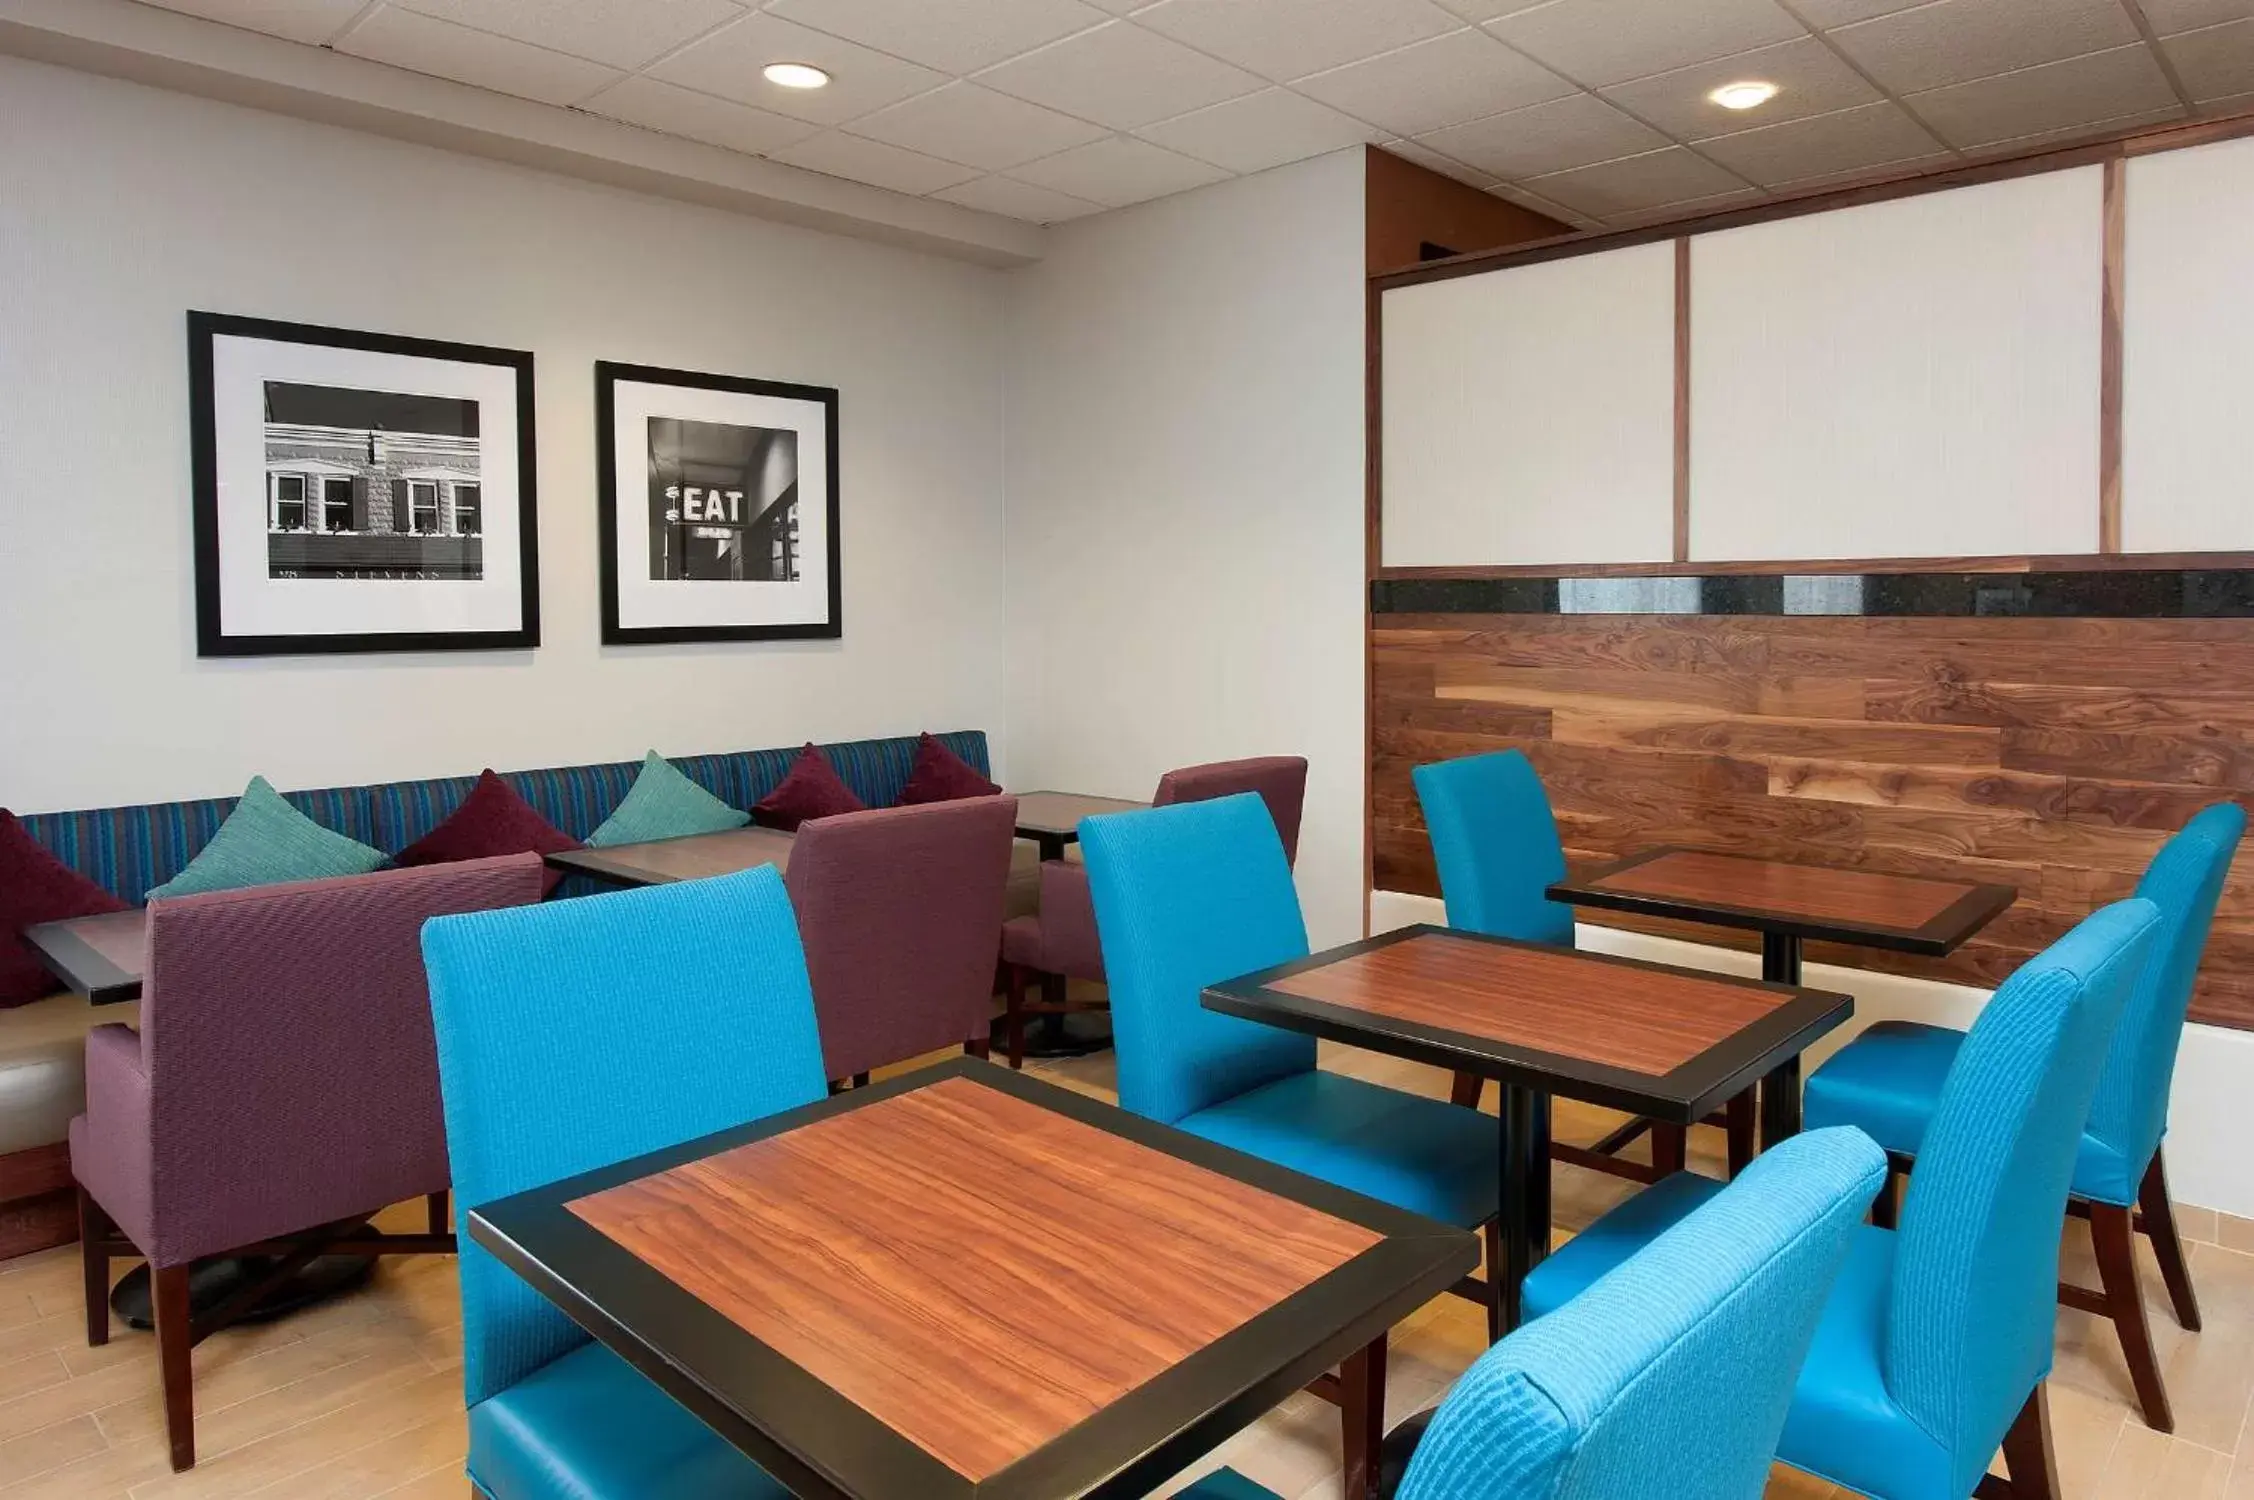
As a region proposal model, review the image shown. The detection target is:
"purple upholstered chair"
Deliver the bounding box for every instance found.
[69,853,546,1472]
[786,796,1018,1085]
[999,756,1308,1067]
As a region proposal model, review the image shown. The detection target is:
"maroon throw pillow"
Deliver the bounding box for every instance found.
[898,732,1001,805]
[0,808,129,1008]
[396,770,581,896]
[752,744,868,831]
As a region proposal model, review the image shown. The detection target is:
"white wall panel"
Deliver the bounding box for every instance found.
[1380,244,1676,568]
[2122,135,2254,553]
[1689,168,2104,562]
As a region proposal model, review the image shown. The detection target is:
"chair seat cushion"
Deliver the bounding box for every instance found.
[1521,1171,1956,1500]
[1176,1469,1284,1500]
[468,1341,785,1499]
[1178,1071,1498,1228]
[1805,1021,2143,1206]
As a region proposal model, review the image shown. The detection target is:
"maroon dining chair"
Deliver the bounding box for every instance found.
[786,796,1019,1086]
[999,757,1308,1067]
[69,853,547,1471]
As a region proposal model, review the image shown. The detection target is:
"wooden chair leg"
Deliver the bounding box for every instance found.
[1870,1162,1899,1230]
[1004,964,1027,1070]
[1450,1071,1483,1109]
[1339,1334,1387,1500]
[1725,1090,1758,1177]
[964,1037,991,1060]
[77,1186,110,1348]
[1650,1122,1687,1177]
[153,1263,196,1471]
[2091,1201,2173,1432]
[1483,1217,1504,1346]
[426,1190,450,1237]
[1997,1383,2060,1500]
[2138,1152,2200,1332]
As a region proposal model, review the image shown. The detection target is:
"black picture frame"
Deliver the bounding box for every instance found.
[189,311,540,657]
[595,360,842,645]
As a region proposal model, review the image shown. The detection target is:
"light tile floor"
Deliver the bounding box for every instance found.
[0,1040,2247,1498]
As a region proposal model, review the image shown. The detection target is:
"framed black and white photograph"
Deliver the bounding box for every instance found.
[596,360,840,645]
[189,311,538,656]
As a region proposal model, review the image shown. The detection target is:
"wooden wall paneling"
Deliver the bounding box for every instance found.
[2099,157,2125,554]
[1364,146,1568,276]
[1369,613,2254,1029]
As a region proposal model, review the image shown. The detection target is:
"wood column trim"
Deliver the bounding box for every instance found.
[1673,236,1691,563]
[2099,157,2125,554]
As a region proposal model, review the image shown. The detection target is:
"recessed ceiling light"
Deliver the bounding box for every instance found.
[763,62,831,89]
[1709,80,1779,110]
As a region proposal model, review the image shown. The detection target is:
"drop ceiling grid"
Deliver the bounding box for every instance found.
[138,0,2254,225]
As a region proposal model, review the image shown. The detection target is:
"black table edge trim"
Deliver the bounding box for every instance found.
[21,917,142,1005]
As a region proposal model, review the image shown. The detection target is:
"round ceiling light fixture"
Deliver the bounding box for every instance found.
[1709,80,1779,110]
[763,61,831,89]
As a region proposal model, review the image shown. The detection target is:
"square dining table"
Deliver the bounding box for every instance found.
[469,1059,1476,1500]
[22,907,146,1004]
[1203,925,1853,1333]
[543,824,798,888]
[1010,791,1149,862]
[1547,847,2017,1148]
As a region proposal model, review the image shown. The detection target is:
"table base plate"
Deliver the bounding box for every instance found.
[109,1254,379,1331]
[992,1010,1114,1059]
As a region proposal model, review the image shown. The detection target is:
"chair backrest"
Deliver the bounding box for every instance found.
[2085,802,2244,1188]
[1401,1128,1886,1500]
[420,864,828,1407]
[1079,794,1315,1125]
[139,854,545,1263]
[1153,756,1310,866]
[785,796,1019,1080]
[1886,897,2161,1495]
[1411,750,1574,947]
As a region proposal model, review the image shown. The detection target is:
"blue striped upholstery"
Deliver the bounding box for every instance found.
[15,731,988,905]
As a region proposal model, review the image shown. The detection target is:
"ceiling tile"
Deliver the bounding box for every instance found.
[773,130,982,193]
[2164,17,2254,101]
[845,82,1108,170]
[1482,0,1805,89]
[1484,178,1584,224]
[580,76,819,154]
[2138,0,2254,37]
[1131,0,1464,84]
[1786,0,1927,24]
[1958,104,2186,155]
[337,6,624,105]
[764,0,1107,74]
[393,0,745,70]
[132,0,370,45]
[2200,86,2254,112]
[1907,42,2180,147]
[1377,137,1503,186]
[1293,26,1576,137]
[1518,145,1753,216]
[930,174,1106,221]
[648,12,945,126]
[975,20,1265,131]
[1770,148,1955,190]
[1415,90,1669,178]
[1602,184,1766,225]
[1005,135,1231,205]
[1825,0,2140,95]
[1694,100,1945,185]
[1137,88,1383,172]
[1602,36,1881,141]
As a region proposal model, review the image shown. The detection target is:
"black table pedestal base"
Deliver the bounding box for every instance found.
[1759,932,1807,1150]
[110,1253,379,1332]
[991,1010,1114,1060]
[1495,1081,1553,1337]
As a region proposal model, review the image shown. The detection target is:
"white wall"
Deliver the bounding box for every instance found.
[0,57,1009,813]
[1003,150,1368,946]
[1373,889,2254,1219]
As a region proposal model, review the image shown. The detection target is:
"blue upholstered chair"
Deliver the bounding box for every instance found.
[1411,749,1752,1178]
[1179,1128,1886,1500]
[1802,802,2242,1434]
[1514,897,2161,1500]
[1078,794,1502,1412]
[421,865,828,1499]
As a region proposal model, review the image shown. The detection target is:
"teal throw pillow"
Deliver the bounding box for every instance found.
[586,751,750,847]
[150,776,387,898]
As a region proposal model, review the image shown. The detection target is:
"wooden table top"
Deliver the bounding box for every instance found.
[1206,926,1853,1122]
[1549,847,2019,956]
[1011,791,1150,843]
[21,908,144,1005]
[469,1061,1474,1500]
[544,825,797,888]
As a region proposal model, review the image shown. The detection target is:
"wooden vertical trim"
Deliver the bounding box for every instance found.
[1672,237,1692,564]
[2099,157,2126,554]
[1362,277,1381,937]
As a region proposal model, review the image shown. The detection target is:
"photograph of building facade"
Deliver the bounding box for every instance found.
[263,381,483,580]
[644,415,798,584]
